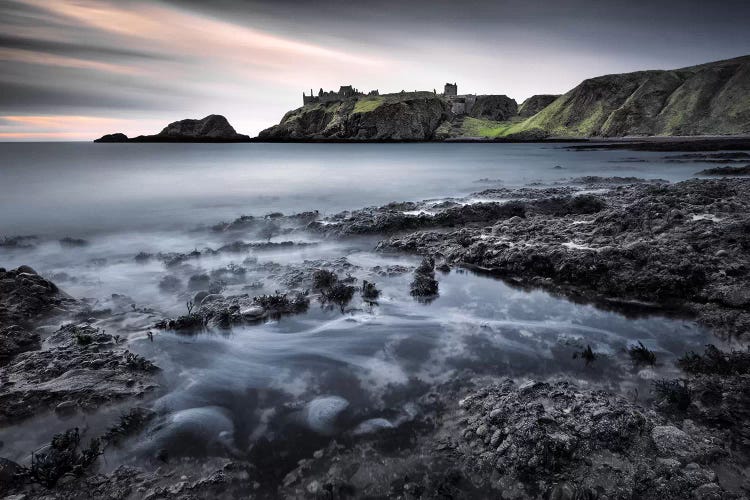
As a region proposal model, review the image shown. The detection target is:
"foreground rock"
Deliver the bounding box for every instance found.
[278,379,736,499]
[0,323,158,424]
[372,178,750,338]
[0,266,76,325]
[95,115,250,143]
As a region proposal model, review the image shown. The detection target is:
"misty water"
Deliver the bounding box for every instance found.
[0,142,723,467]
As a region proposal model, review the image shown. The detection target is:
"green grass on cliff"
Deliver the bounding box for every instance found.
[353,97,384,114]
[459,117,526,138]
[461,116,515,138]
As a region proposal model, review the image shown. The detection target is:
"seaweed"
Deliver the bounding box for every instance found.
[26,428,101,487]
[628,341,656,365]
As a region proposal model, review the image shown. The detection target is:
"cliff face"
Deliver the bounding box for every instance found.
[469,95,518,121]
[512,56,750,138]
[517,95,560,118]
[259,93,450,141]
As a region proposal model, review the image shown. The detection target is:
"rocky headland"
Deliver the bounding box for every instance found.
[259,55,750,141]
[94,115,251,143]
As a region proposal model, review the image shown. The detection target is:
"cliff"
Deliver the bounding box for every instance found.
[517,95,560,118]
[95,115,250,143]
[259,92,450,141]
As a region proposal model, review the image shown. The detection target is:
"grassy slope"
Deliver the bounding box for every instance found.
[352,97,384,114]
[503,56,750,138]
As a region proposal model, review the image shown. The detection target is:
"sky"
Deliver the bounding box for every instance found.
[1,0,749,141]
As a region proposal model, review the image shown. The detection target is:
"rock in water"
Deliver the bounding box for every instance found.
[302,396,350,435]
[154,115,248,141]
[94,132,128,143]
[138,406,235,458]
[352,418,394,436]
[95,115,250,143]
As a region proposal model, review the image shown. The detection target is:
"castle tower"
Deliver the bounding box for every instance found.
[444,82,458,96]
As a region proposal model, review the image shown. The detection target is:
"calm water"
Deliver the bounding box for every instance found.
[0,142,723,466]
[0,142,704,235]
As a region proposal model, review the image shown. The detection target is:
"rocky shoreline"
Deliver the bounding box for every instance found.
[2,177,750,498]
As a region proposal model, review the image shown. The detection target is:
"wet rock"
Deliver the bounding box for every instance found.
[379,179,750,338]
[59,237,89,248]
[199,294,224,306]
[0,457,22,494]
[134,251,152,263]
[352,418,395,436]
[136,406,236,459]
[0,325,40,360]
[156,291,309,331]
[0,323,158,425]
[0,235,37,249]
[361,280,380,301]
[410,257,439,298]
[0,266,75,325]
[301,396,350,435]
[697,165,750,176]
[652,425,695,460]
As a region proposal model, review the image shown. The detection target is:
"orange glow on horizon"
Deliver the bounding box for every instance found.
[0,115,165,141]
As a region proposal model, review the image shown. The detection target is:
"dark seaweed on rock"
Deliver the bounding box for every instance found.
[410,257,439,298]
[628,341,657,365]
[380,178,750,338]
[361,280,380,301]
[101,407,156,447]
[677,345,750,375]
[25,429,101,487]
[652,379,691,412]
[311,269,338,290]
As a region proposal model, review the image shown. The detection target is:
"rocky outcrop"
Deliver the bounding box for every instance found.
[94,115,250,143]
[0,325,39,361]
[0,323,158,424]
[312,178,750,337]
[93,133,128,143]
[0,266,75,325]
[468,95,517,121]
[276,379,733,499]
[697,164,750,176]
[259,92,449,141]
[517,94,560,117]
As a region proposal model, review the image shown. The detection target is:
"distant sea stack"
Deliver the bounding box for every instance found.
[94,115,250,143]
[259,55,750,141]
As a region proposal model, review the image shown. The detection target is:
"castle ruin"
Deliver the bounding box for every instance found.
[303,85,379,105]
[442,82,476,115]
[301,82,476,115]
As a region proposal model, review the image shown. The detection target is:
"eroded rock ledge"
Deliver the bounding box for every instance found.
[331,178,750,338]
